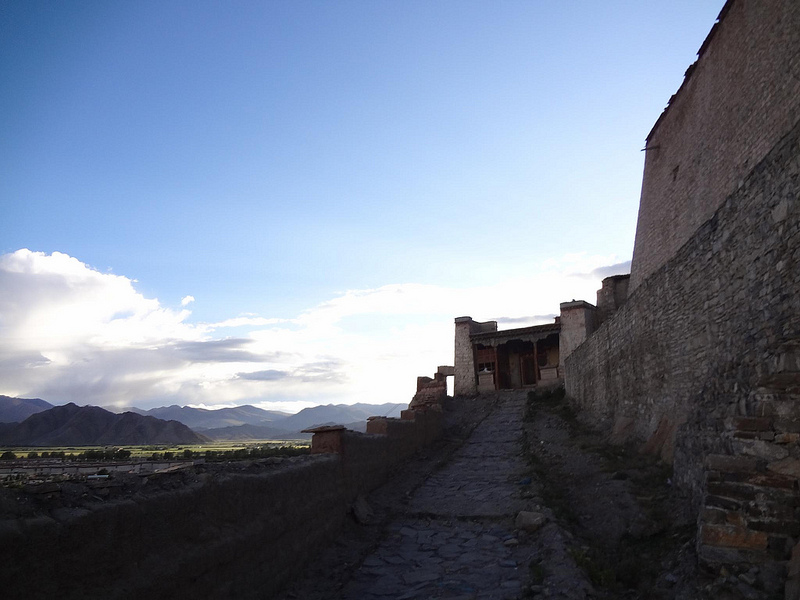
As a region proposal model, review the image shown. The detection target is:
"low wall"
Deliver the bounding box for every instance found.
[0,408,444,599]
[332,407,443,494]
[1,456,347,600]
[565,118,800,563]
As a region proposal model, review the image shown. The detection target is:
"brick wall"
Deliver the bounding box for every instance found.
[629,0,800,290]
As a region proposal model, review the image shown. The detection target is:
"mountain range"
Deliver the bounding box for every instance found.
[123,404,290,431]
[0,403,207,446]
[0,396,406,445]
[0,395,53,423]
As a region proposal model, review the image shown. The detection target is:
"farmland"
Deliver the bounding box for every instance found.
[0,439,310,462]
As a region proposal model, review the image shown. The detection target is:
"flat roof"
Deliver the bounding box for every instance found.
[470,321,560,345]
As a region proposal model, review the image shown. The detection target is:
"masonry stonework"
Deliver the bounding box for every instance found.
[567,116,800,457]
[566,80,800,570]
[594,274,629,327]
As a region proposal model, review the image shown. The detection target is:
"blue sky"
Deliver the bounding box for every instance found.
[0,1,726,412]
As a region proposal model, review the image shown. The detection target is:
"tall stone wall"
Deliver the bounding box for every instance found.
[629,0,800,290]
[565,117,800,502]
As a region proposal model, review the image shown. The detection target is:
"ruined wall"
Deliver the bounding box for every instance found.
[629,0,800,290]
[410,374,448,409]
[566,116,800,499]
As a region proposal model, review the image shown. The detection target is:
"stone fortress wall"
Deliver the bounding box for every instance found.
[564,0,800,571]
[629,0,800,289]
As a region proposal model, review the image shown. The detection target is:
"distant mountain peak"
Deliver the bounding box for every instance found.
[0,395,54,423]
[0,404,207,446]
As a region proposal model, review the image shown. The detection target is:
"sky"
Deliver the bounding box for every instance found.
[0,1,726,413]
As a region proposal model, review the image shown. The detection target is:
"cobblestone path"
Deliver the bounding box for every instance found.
[337,391,588,600]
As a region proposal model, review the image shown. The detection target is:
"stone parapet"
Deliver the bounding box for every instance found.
[303,425,346,454]
[1,377,448,600]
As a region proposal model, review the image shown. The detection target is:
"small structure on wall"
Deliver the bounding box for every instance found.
[454,317,562,396]
[454,274,630,397]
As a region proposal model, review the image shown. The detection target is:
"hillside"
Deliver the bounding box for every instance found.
[0,395,53,423]
[0,399,407,443]
[0,403,208,446]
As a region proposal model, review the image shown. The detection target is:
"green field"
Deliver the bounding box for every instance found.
[1,440,310,461]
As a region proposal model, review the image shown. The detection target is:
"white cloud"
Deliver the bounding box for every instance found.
[0,249,622,412]
[0,250,199,352]
[181,295,195,306]
[209,316,289,329]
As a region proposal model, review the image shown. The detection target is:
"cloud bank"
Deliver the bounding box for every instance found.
[0,249,625,412]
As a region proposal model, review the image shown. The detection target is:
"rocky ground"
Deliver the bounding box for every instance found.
[276,390,784,600]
